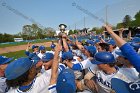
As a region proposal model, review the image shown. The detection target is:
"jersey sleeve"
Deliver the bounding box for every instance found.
[48,84,57,93]
[72,58,92,70]
[120,43,140,72]
[58,63,66,73]
[25,51,30,56]
[88,64,98,75]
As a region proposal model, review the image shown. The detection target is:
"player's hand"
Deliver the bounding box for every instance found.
[88,57,94,61]
[103,25,113,33]
[62,33,67,39]
[119,28,124,33]
[27,42,31,47]
[84,79,98,92]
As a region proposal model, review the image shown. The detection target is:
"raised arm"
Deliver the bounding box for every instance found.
[25,42,31,56]
[49,41,62,85]
[104,25,140,72]
[62,34,69,52]
[104,25,126,47]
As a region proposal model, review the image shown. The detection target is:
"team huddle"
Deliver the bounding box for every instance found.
[0,25,140,93]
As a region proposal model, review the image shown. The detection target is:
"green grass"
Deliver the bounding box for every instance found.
[0,47,52,59]
[1,50,27,59]
[0,39,54,48]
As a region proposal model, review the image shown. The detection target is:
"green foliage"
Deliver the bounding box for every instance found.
[116,23,124,29]
[73,30,78,34]
[92,27,103,34]
[116,11,140,28]
[22,24,56,40]
[132,11,140,27]
[68,30,74,35]
[0,33,14,43]
[123,15,132,28]
[45,27,56,38]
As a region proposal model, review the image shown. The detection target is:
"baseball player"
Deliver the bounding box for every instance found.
[50,41,56,51]
[97,43,110,52]
[104,25,140,93]
[107,39,119,59]
[115,50,139,81]
[0,56,13,93]
[65,46,97,71]
[48,40,77,93]
[25,42,39,57]
[85,52,133,93]
[38,45,46,59]
[41,52,65,73]
[5,57,50,93]
[104,25,140,73]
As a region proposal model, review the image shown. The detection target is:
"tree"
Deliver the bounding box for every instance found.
[22,25,33,40]
[44,27,56,37]
[92,27,103,35]
[131,11,140,27]
[73,30,78,34]
[123,15,132,28]
[134,11,140,21]
[116,23,124,29]
[68,30,73,35]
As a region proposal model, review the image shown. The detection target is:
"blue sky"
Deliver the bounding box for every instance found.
[0,0,140,34]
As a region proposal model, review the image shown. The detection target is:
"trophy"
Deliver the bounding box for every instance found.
[59,24,67,33]
[58,24,67,38]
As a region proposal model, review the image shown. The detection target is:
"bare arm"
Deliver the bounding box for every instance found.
[104,25,126,47]
[49,41,62,85]
[119,28,124,39]
[62,34,69,52]
[26,42,31,51]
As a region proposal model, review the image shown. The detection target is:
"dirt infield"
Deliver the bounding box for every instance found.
[0,42,52,54]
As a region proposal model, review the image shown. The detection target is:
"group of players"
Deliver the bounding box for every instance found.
[0,25,140,93]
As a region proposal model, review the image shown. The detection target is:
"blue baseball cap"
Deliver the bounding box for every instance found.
[131,37,140,43]
[88,40,95,45]
[84,46,97,56]
[0,56,13,65]
[108,40,116,46]
[111,78,140,93]
[39,45,46,51]
[32,45,39,50]
[62,51,73,61]
[95,39,100,43]
[5,57,38,80]
[50,44,56,49]
[42,53,54,62]
[56,69,76,93]
[91,52,115,64]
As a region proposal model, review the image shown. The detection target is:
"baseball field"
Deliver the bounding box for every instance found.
[0,41,52,59]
